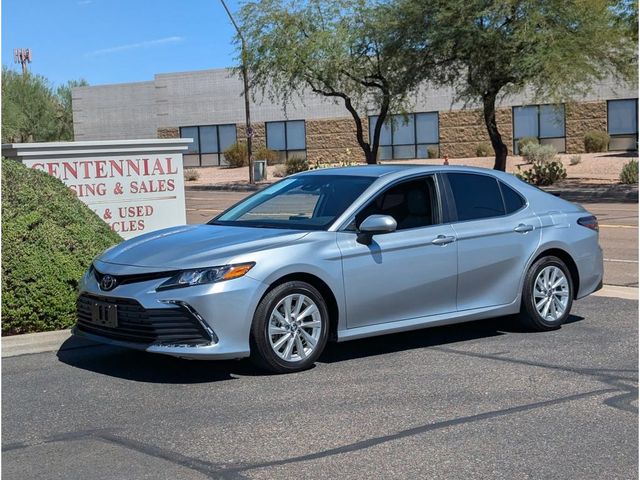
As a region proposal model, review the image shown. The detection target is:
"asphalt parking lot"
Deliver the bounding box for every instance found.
[2,189,637,479]
[3,296,637,479]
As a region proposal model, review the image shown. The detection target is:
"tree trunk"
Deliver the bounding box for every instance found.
[482,91,508,171]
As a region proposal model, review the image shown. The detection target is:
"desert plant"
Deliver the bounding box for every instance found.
[516,159,567,186]
[521,143,558,164]
[273,164,287,177]
[584,131,610,153]
[2,158,122,334]
[254,146,280,165]
[517,136,539,153]
[427,146,439,159]
[620,159,638,184]
[569,155,582,166]
[184,168,200,181]
[224,142,248,168]
[285,155,309,175]
[476,143,492,157]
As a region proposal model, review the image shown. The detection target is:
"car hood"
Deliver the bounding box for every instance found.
[97,224,310,270]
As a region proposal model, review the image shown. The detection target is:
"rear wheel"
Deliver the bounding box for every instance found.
[250,281,329,373]
[518,256,574,331]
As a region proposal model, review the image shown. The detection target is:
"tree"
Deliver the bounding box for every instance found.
[1,67,87,143]
[391,0,638,170]
[55,79,89,141]
[238,0,420,164]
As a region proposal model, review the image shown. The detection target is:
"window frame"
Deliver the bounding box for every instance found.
[339,173,443,232]
[368,112,440,160]
[179,124,237,166]
[441,172,527,224]
[607,99,639,152]
[265,120,307,161]
[512,104,566,154]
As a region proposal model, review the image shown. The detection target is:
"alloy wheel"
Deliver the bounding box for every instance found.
[533,266,570,322]
[268,294,322,362]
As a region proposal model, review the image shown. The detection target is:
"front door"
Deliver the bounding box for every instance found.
[337,176,458,329]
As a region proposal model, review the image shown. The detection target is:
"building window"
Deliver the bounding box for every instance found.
[266,120,306,162]
[608,99,638,151]
[368,113,439,160]
[512,104,565,154]
[180,124,237,167]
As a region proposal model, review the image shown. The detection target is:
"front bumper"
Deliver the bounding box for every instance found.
[73,267,268,359]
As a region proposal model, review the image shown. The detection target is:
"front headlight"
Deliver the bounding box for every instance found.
[157,262,255,291]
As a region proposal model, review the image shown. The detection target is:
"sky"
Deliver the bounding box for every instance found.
[2,0,242,86]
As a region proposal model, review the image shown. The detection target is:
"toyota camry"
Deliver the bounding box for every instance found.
[74,165,603,373]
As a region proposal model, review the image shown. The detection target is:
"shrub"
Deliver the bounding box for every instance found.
[620,159,638,184]
[584,131,610,153]
[517,136,539,153]
[273,164,287,177]
[285,155,309,175]
[476,143,492,157]
[521,143,558,164]
[569,155,582,166]
[184,168,200,181]
[516,159,567,186]
[427,146,439,159]
[2,159,121,335]
[224,142,248,168]
[254,146,280,166]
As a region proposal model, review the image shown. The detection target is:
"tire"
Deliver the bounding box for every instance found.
[250,281,329,373]
[518,255,574,331]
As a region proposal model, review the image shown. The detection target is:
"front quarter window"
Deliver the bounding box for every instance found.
[211,175,374,230]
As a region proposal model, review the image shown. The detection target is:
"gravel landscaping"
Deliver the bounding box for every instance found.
[183,151,638,187]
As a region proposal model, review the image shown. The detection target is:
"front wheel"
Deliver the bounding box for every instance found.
[250,281,329,373]
[518,256,574,331]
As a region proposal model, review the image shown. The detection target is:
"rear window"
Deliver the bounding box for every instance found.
[500,182,526,214]
[447,173,505,221]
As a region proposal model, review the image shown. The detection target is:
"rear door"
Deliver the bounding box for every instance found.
[442,172,541,311]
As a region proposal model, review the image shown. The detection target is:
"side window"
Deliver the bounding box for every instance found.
[500,182,526,214]
[355,177,439,230]
[447,173,505,221]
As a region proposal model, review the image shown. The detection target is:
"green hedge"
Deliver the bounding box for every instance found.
[2,159,121,335]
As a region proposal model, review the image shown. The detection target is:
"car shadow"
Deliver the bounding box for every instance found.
[57,314,584,382]
[56,337,241,384]
[319,314,584,364]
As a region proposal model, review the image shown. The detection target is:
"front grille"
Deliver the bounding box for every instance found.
[92,266,179,287]
[76,293,213,346]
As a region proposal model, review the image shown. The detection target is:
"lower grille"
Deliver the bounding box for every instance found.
[76,293,213,346]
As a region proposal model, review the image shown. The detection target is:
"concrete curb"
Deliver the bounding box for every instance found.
[592,285,639,301]
[542,184,638,203]
[1,329,96,358]
[185,183,268,192]
[185,182,638,201]
[2,285,636,358]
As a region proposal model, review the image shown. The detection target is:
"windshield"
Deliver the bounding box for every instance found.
[211,174,374,230]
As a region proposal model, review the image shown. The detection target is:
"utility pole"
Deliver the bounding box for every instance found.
[219,0,254,184]
[14,48,32,75]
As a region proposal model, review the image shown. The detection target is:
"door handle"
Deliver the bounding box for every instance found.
[514,224,534,233]
[432,235,456,245]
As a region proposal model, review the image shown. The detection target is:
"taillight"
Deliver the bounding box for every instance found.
[577,215,599,231]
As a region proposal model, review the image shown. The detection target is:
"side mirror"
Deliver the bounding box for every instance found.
[357,214,397,245]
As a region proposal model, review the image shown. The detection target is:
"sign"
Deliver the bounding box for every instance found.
[2,139,191,240]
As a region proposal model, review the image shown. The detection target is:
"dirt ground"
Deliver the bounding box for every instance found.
[184,151,638,186]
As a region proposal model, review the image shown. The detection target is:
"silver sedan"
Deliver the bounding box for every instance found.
[74,165,603,373]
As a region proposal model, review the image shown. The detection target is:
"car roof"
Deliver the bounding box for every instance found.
[297,163,516,180]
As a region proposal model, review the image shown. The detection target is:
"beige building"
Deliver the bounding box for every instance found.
[72,68,638,166]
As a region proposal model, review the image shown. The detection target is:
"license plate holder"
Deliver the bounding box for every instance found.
[89,300,118,328]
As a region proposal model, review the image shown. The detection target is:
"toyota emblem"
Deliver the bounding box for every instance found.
[100,275,117,291]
